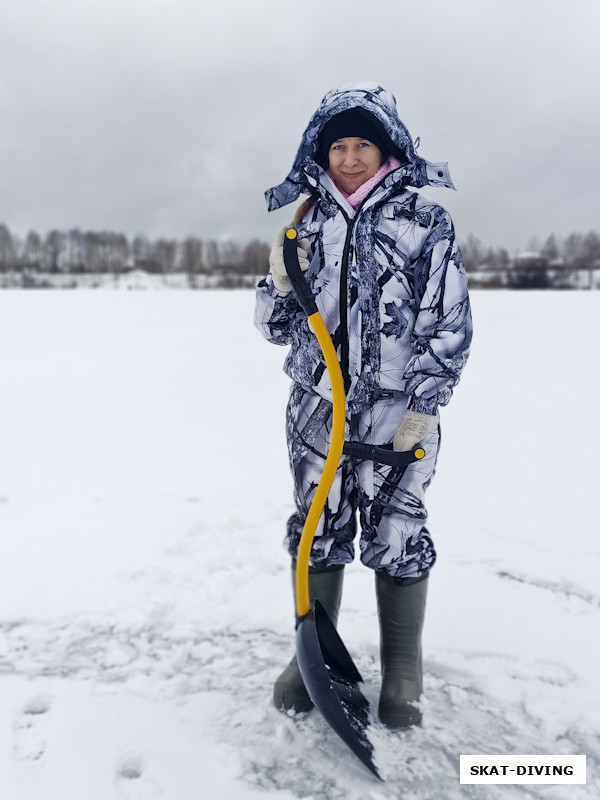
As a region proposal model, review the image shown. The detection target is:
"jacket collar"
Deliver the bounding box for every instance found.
[306,160,415,219]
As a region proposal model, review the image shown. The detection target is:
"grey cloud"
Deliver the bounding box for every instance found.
[2,0,599,252]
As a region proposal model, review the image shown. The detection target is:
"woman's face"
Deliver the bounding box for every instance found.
[327,137,383,194]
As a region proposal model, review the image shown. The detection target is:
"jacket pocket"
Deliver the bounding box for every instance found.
[377,282,415,391]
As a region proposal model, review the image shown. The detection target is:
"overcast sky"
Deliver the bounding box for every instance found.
[2,0,599,252]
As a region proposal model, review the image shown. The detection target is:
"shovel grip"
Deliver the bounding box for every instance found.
[343,441,426,465]
[282,229,317,315]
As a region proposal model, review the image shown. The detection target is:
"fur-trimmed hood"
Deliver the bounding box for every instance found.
[265,82,455,212]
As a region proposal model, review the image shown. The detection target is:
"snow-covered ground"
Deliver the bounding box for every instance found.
[0,270,257,290]
[0,289,598,799]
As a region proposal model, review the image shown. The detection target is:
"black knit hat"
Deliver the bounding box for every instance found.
[315,107,396,167]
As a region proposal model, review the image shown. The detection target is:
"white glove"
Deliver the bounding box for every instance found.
[269,226,310,293]
[393,410,434,452]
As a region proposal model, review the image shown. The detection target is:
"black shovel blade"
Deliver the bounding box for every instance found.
[296,599,382,780]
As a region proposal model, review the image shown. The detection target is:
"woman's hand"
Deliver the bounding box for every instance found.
[269,226,310,293]
[393,411,434,452]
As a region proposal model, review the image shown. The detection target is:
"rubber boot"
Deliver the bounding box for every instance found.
[376,570,428,728]
[273,562,344,713]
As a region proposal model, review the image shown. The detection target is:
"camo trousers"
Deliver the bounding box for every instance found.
[285,384,440,580]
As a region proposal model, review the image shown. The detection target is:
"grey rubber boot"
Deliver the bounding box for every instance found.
[273,562,344,713]
[376,570,429,728]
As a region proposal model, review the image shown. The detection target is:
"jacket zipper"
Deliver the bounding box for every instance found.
[328,174,404,396]
[339,211,355,394]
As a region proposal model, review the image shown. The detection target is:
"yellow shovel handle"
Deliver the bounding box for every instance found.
[295,311,346,617]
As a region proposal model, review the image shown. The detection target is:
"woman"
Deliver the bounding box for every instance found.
[255,83,472,728]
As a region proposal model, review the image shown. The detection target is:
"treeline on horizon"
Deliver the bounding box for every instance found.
[1,223,599,287]
[0,223,270,277]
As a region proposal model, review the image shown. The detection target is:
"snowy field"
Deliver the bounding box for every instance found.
[0,289,598,799]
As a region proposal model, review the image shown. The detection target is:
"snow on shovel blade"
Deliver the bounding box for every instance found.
[296,599,382,780]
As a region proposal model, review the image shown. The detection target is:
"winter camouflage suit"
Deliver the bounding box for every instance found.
[255,83,473,580]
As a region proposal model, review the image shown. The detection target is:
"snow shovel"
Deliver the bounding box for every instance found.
[282,229,425,780]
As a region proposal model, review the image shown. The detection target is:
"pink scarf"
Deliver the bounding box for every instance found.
[328,156,402,210]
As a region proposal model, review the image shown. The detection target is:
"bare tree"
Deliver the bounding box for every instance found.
[0,224,16,271]
[44,230,65,273]
[459,234,485,272]
[64,229,86,273]
[582,231,600,268]
[153,239,177,273]
[132,235,156,272]
[540,233,560,263]
[106,232,130,273]
[242,239,270,275]
[203,240,219,273]
[218,239,242,273]
[181,237,204,274]
[22,231,42,269]
[563,232,584,268]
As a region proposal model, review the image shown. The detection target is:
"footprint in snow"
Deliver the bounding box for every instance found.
[12,695,52,762]
[116,754,163,799]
